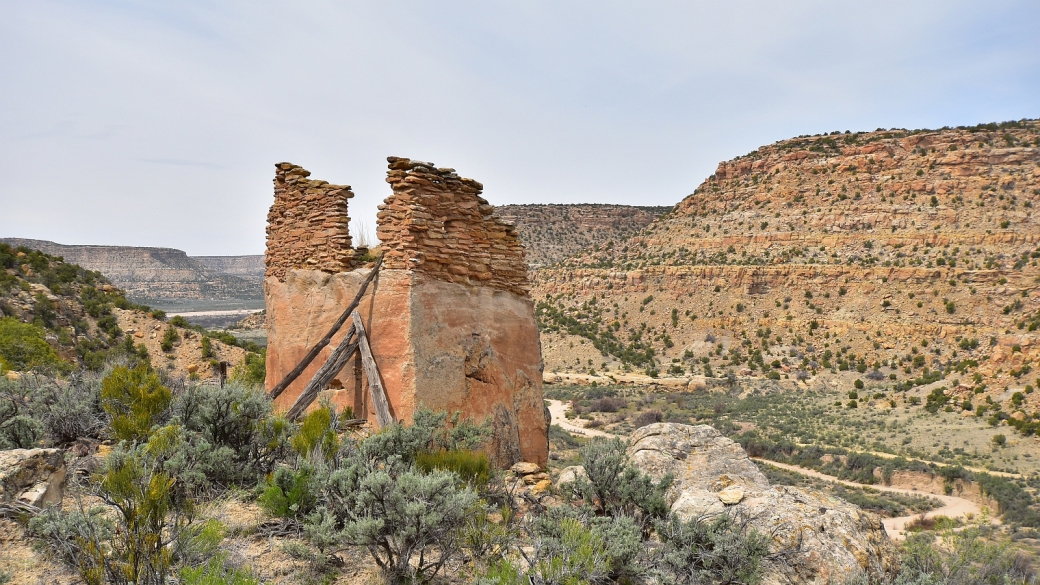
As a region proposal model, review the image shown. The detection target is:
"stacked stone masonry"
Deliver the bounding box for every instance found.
[265,163,354,280]
[377,156,530,295]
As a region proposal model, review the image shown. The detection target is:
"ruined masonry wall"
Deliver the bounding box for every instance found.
[376,156,529,295]
[265,163,354,280]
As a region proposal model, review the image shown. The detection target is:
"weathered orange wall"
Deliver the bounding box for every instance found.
[265,268,548,467]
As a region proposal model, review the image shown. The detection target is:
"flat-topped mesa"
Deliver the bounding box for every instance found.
[265,158,548,468]
[377,156,530,295]
[265,163,354,281]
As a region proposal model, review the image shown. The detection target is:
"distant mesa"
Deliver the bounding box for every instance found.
[0,238,263,308]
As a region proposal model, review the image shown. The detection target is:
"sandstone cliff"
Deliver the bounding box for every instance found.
[496,204,670,267]
[534,120,1040,418]
[192,255,264,283]
[0,238,262,305]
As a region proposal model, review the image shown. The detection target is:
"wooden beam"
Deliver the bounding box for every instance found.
[268,255,383,401]
[285,323,358,421]
[351,311,393,428]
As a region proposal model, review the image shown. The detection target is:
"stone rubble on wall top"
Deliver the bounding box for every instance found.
[377,156,530,296]
[265,162,354,280]
[265,157,531,297]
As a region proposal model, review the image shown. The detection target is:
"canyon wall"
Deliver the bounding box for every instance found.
[0,238,261,304]
[265,159,548,467]
[496,203,671,267]
[533,121,1040,416]
[192,255,265,284]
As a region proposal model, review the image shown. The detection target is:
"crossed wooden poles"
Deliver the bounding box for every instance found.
[267,256,393,427]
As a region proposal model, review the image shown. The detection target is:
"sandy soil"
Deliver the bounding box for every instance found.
[546,399,618,438]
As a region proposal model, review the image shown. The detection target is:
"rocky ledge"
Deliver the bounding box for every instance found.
[563,423,897,584]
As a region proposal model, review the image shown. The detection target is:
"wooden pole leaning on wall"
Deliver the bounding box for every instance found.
[268,255,383,401]
[351,311,393,428]
[285,323,359,421]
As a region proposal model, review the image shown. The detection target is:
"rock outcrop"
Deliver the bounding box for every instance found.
[628,423,897,584]
[0,448,66,508]
[265,159,548,468]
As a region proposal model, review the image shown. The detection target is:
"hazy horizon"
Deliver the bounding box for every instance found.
[2,1,1037,255]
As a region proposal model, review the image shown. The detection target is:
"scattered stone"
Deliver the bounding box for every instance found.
[511,462,541,476]
[717,485,745,504]
[530,479,553,494]
[0,449,66,508]
[556,466,587,487]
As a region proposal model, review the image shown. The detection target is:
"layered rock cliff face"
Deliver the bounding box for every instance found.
[265,159,548,467]
[0,238,261,304]
[192,255,264,284]
[496,204,670,267]
[534,121,1040,415]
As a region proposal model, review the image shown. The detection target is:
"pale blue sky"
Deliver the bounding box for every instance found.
[1,1,1037,255]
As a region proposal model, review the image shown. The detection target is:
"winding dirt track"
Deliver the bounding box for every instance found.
[750,459,988,539]
[545,399,990,540]
[546,399,617,438]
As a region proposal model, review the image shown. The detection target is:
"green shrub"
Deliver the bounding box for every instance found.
[231,349,265,386]
[179,555,258,585]
[655,511,769,585]
[290,404,340,461]
[259,465,318,519]
[31,425,223,585]
[527,514,614,583]
[416,449,491,485]
[0,317,67,372]
[311,464,478,583]
[302,410,493,583]
[160,326,179,352]
[101,364,172,442]
[173,382,279,482]
[42,371,108,443]
[567,438,672,533]
[924,387,950,414]
[896,520,1034,584]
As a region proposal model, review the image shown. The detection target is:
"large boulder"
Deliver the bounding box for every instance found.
[0,448,66,508]
[629,423,897,584]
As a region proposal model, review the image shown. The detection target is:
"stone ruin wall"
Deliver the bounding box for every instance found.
[377,156,529,295]
[265,163,354,281]
[264,158,547,467]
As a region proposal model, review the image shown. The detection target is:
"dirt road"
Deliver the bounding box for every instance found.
[753,459,990,539]
[545,399,990,540]
[546,399,617,438]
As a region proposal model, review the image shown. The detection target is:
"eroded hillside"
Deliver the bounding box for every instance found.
[534,121,1040,427]
[0,243,251,380]
[496,204,670,267]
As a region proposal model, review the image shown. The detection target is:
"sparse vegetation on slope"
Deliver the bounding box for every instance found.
[535,120,1040,439]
